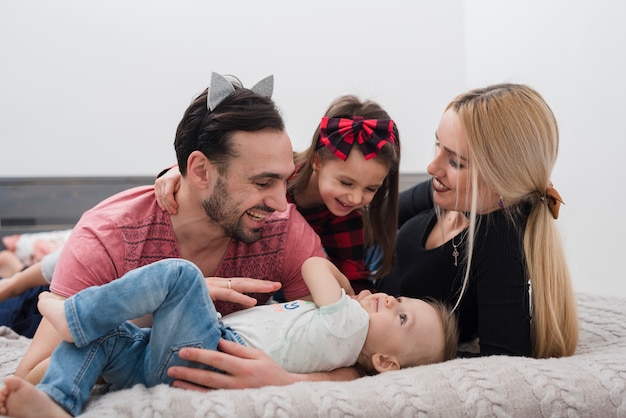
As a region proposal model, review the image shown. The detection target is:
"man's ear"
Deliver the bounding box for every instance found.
[186,151,211,187]
[371,353,401,374]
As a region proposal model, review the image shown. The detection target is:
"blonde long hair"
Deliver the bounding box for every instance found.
[448,83,578,358]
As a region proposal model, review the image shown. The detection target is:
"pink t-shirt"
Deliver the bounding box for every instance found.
[51,186,325,315]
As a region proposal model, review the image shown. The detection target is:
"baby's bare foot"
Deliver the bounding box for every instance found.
[1,375,71,417]
[38,296,73,343]
[0,377,11,415]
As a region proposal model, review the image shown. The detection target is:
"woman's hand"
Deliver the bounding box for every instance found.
[154,165,182,215]
[205,277,281,309]
[168,339,298,390]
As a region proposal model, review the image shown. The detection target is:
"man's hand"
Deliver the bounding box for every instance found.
[205,277,281,309]
[168,339,297,391]
[168,339,363,391]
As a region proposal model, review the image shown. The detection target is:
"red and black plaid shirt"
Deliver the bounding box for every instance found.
[288,191,370,282]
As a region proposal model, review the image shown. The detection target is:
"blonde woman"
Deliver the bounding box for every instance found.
[377,83,578,359]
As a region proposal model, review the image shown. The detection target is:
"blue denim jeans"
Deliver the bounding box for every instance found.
[37,259,243,416]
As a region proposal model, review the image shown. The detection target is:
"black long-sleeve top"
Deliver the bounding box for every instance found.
[376,180,531,357]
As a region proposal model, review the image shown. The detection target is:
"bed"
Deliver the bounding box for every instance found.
[1,176,625,417]
[0,291,624,417]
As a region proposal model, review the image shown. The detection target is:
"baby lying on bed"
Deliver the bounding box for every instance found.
[0,257,457,417]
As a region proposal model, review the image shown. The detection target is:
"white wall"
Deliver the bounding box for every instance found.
[464,0,626,297]
[0,0,463,177]
[1,1,624,297]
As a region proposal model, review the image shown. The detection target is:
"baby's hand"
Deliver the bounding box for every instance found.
[342,282,356,297]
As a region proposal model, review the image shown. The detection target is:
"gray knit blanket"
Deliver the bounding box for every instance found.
[1,292,624,417]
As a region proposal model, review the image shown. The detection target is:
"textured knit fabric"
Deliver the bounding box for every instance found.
[1,292,622,417]
[376,180,531,356]
[50,185,325,315]
[287,190,369,282]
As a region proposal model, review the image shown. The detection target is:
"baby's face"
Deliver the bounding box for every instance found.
[357,293,445,366]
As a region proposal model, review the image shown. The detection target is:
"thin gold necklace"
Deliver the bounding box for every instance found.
[450,212,467,266]
[452,237,460,266]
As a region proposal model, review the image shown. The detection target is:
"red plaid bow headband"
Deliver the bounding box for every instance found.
[318,116,397,160]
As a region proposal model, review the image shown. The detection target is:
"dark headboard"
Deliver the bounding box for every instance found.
[0,173,429,250]
[0,177,153,247]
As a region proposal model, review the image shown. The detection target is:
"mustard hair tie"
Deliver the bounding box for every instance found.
[541,184,564,219]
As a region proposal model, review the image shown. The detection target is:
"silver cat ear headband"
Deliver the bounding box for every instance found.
[207,72,274,111]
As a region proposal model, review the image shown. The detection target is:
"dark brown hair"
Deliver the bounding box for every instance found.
[174,86,284,176]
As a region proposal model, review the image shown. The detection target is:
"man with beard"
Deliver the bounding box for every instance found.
[14,73,327,385]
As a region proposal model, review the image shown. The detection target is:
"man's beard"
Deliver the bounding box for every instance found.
[202,176,263,244]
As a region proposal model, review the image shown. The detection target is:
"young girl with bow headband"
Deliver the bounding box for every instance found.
[286,95,400,292]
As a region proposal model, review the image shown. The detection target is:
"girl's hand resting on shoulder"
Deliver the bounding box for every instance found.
[154,166,182,215]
